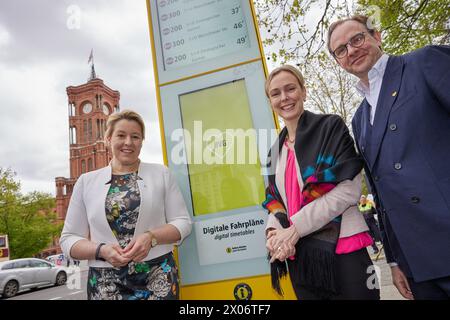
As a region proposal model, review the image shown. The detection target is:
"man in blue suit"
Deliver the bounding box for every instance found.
[327,15,450,299]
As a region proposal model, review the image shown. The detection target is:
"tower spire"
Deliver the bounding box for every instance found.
[89,64,97,81]
[87,49,97,81]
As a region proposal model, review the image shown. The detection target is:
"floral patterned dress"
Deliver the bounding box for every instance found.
[87,172,179,300]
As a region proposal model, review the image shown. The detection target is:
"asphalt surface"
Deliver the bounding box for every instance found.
[6,267,88,300]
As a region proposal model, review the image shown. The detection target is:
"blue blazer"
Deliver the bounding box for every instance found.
[352,45,450,282]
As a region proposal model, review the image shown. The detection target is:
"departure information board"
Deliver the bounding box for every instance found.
[156,0,250,70]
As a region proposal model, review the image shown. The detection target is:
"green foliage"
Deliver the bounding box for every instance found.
[0,168,62,259]
[255,0,341,64]
[358,0,450,55]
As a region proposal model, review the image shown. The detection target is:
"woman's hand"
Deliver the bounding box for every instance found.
[269,241,296,263]
[100,244,131,267]
[266,225,300,262]
[122,232,153,262]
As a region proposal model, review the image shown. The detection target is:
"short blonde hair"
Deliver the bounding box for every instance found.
[105,109,145,139]
[265,65,306,97]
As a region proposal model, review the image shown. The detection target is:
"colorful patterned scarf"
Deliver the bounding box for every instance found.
[263,110,363,297]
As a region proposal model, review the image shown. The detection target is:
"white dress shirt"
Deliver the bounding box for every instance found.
[355,54,389,125]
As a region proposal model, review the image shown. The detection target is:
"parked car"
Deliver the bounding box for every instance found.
[0,258,67,298]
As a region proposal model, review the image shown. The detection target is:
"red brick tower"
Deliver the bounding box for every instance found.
[41,59,120,257]
[55,64,120,221]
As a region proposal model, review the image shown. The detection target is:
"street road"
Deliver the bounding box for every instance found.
[5,268,88,300]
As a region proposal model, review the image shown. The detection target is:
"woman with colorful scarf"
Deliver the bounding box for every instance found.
[263,65,380,300]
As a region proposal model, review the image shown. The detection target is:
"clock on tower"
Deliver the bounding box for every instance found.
[102,103,110,115]
[83,102,93,114]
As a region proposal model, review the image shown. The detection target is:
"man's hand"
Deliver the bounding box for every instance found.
[391,265,414,300]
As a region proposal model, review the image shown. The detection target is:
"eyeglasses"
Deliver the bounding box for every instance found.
[332,32,366,58]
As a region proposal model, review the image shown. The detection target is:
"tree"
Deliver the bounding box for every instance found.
[255,1,358,125]
[301,51,360,125]
[255,0,351,64]
[255,0,450,124]
[359,0,450,55]
[0,168,62,259]
[256,0,449,62]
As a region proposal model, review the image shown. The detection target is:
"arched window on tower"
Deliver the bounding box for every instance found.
[88,119,93,142]
[81,160,86,173]
[88,158,93,171]
[68,103,74,116]
[97,119,101,139]
[69,126,77,144]
[83,120,88,143]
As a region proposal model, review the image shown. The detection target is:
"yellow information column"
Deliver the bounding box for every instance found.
[146,0,296,300]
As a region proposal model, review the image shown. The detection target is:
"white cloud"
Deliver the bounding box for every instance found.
[0,62,71,192]
[0,24,10,48]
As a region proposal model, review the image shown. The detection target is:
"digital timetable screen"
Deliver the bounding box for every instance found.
[179,80,265,216]
[156,0,251,71]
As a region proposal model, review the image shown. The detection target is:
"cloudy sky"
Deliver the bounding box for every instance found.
[0,0,164,195]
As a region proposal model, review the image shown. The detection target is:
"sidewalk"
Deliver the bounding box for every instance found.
[67,259,89,272]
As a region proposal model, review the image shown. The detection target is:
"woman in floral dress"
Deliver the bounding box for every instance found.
[60,110,192,300]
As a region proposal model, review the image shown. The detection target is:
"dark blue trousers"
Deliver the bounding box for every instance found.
[408,276,450,300]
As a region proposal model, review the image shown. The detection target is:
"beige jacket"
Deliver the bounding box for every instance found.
[266,144,368,238]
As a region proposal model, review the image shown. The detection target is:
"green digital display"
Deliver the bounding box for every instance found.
[179,79,265,216]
